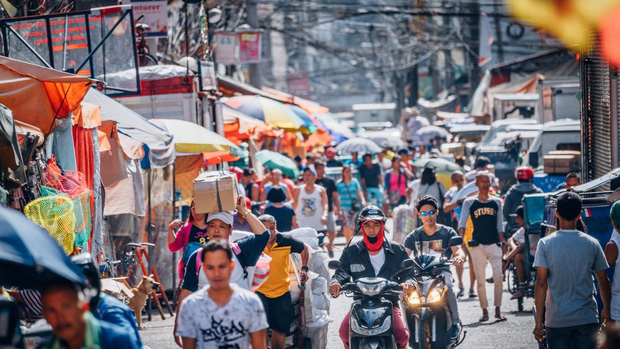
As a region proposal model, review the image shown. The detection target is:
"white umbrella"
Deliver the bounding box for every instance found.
[335,137,383,154]
[412,126,452,145]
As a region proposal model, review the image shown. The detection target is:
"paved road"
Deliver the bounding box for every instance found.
[140,223,537,348]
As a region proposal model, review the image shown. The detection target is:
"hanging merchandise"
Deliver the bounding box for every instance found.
[24,195,76,255]
[40,186,92,250]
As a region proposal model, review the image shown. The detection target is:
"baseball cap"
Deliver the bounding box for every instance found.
[303,166,317,176]
[207,211,233,226]
[516,166,534,180]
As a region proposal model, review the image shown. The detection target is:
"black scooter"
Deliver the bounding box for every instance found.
[328,259,414,349]
[403,236,466,349]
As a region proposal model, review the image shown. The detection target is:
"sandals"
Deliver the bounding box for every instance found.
[479,314,489,322]
[469,290,477,298]
[457,287,465,298]
[510,289,524,300]
[495,315,508,322]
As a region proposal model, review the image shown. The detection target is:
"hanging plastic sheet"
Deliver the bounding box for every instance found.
[142,166,174,290]
[51,116,77,172]
[174,154,203,206]
[104,158,145,217]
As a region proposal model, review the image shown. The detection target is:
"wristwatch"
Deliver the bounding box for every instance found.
[301,266,309,272]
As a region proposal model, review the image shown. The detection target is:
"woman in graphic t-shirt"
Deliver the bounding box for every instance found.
[168,199,208,279]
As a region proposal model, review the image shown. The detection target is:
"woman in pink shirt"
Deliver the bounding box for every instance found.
[167,199,208,281]
[384,156,410,211]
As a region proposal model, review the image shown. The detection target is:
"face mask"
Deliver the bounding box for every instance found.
[362,220,384,252]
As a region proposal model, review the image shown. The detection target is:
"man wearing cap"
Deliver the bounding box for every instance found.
[325,147,343,168]
[256,214,310,349]
[173,196,269,347]
[503,166,542,235]
[293,167,329,245]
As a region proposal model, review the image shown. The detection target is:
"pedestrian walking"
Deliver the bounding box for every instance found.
[359,153,383,207]
[264,186,297,232]
[604,201,620,322]
[255,214,310,349]
[293,167,328,245]
[384,155,410,210]
[533,192,611,349]
[174,197,269,346]
[168,198,208,281]
[458,171,507,322]
[443,170,471,297]
[176,240,268,349]
[315,160,340,257]
[336,164,366,244]
[240,168,260,202]
[261,169,293,203]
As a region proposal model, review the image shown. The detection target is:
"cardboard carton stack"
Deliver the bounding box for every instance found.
[543,151,581,174]
[193,171,239,214]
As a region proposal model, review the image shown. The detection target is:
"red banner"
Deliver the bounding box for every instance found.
[238,32,261,63]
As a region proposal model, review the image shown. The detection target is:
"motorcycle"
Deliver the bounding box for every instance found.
[328,259,414,349]
[404,236,465,349]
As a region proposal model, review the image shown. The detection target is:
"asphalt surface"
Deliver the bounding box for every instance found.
[140,222,538,349]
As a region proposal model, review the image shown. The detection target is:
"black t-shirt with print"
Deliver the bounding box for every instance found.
[187,225,208,244]
[404,225,458,259]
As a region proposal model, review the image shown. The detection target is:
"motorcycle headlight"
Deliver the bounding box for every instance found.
[428,288,443,303]
[407,291,422,305]
[351,317,392,335]
[357,281,386,296]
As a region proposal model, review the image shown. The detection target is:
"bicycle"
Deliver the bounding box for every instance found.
[135,15,158,66]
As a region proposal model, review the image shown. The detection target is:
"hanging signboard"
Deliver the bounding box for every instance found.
[199,60,217,91]
[214,32,238,65]
[131,0,167,37]
[238,31,261,63]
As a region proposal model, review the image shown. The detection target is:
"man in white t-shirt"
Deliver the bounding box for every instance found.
[176,240,268,349]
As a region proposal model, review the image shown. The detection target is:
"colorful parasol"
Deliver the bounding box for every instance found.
[224,95,306,131]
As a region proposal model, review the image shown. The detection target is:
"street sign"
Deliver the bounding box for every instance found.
[131,0,168,37]
[239,31,261,63]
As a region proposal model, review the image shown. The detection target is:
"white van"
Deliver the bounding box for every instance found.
[523,119,581,169]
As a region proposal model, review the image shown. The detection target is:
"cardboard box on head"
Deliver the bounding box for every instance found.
[193,171,239,214]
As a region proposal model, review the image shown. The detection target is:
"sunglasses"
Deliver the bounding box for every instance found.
[420,210,436,217]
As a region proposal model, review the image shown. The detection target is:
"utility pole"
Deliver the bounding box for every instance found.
[493,0,505,63]
[247,0,261,88]
[465,1,481,103]
[443,1,453,92]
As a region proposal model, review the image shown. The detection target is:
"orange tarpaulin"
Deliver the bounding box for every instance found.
[0,56,93,133]
[203,151,240,166]
[305,130,333,148]
[74,102,102,129]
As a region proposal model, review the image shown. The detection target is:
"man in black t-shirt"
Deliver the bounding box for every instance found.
[315,161,340,257]
[458,171,507,322]
[405,195,464,339]
[359,154,383,207]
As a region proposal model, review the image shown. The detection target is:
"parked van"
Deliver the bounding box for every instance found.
[477,119,541,152]
[523,119,581,169]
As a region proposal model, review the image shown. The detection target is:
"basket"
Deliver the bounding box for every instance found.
[24,195,76,255]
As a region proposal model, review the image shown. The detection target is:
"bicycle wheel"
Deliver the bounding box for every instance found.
[138,52,158,66]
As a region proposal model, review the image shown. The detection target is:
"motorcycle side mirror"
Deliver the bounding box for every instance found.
[328,260,343,270]
[401,259,414,269]
[449,236,463,247]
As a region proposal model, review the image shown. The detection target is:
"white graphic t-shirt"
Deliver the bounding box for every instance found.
[176,285,268,349]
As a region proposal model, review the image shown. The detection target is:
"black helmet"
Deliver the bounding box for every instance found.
[71,253,101,308]
[357,205,387,225]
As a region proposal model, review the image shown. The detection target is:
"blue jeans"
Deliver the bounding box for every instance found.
[546,323,598,349]
[366,187,383,207]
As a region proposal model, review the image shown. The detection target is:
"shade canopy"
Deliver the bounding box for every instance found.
[0,56,93,133]
[314,112,356,143]
[225,95,305,131]
[222,105,280,143]
[412,126,452,145]
[84,89,175,168]
[158,118,244,156]
[255,150,300,178]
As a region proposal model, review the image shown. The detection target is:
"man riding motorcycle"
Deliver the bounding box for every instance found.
[329,205,414,349]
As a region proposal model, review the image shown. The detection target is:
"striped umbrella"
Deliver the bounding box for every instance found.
[224,95,305,131]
